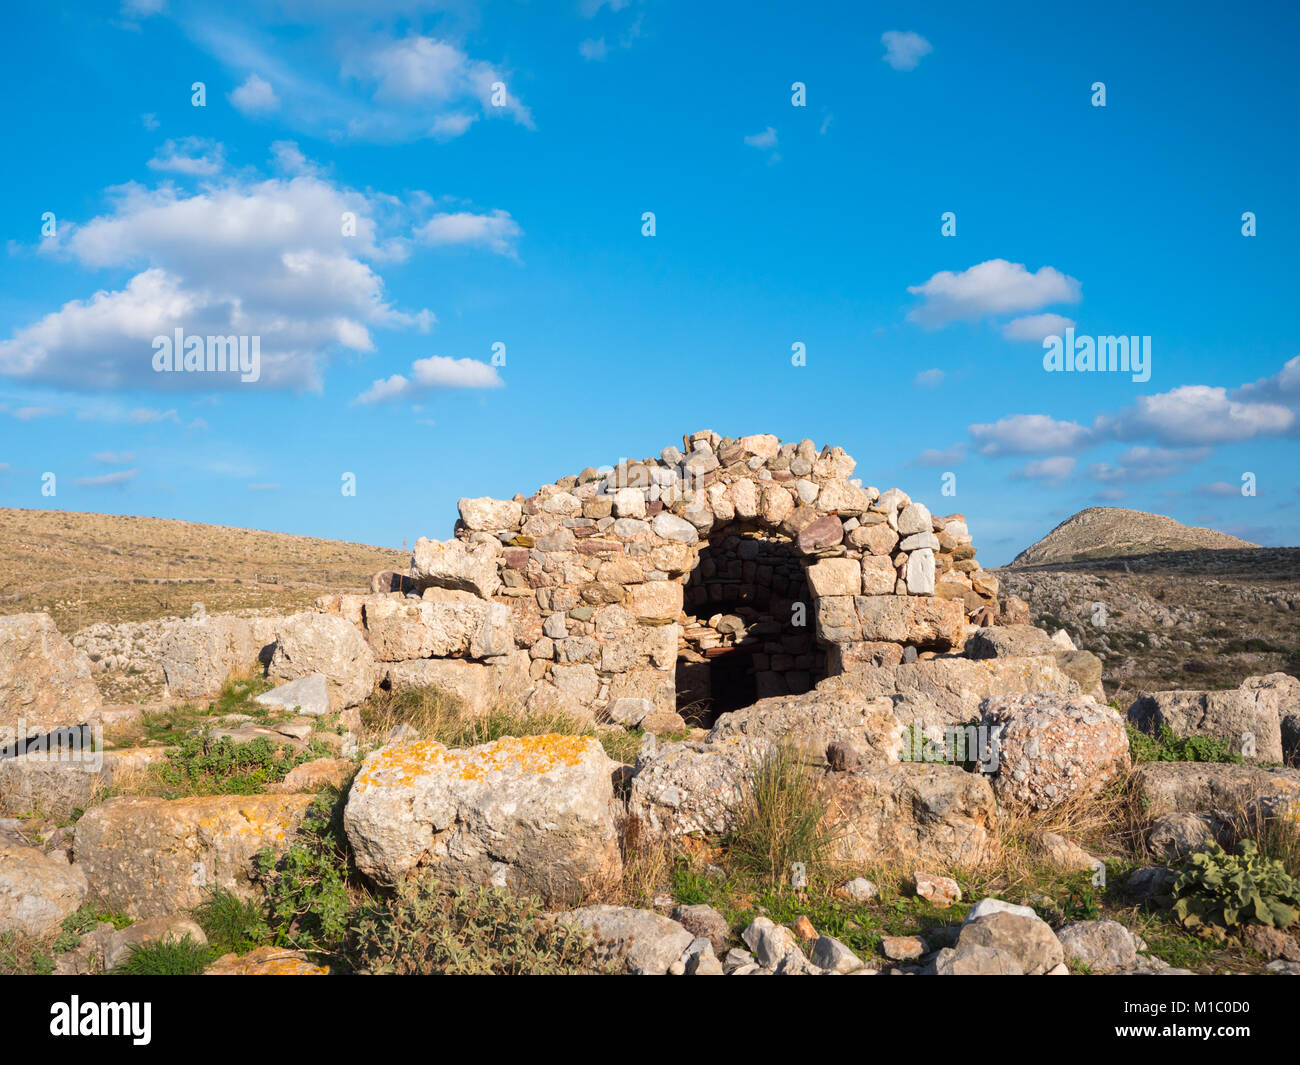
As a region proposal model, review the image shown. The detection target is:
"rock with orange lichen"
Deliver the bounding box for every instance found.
[206,946,330,975]
[343,734,622,904]
[72,794,314,918]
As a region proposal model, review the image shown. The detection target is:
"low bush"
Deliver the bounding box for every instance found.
[1127,724,1242,765]
[252,790,353,954]
[351,878,609,975]
[1168,840,1300,937]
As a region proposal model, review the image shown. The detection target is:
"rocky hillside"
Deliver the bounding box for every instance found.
[1009,507,1258,568]
[0,508,405,633]
[996,547,1300,699]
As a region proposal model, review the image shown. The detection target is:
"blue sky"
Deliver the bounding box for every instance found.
[2,0,1297,566]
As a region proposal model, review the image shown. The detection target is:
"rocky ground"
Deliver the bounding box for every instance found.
[3,598,1299,977]
[996,547,1300,701]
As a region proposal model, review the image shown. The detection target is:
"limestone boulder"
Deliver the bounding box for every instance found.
[0,613,101,734]
[964,624,1057,660]
[0,845,88,936]
[0,747,168,822]
[343,735,622,904]
[361,596,510,662]
[458,497,523,532]
[72,794,313,918]
[707,689,902,765]
[412,536,501,599]
[160,615,277,700]
[955,908,1063,975]
[268,612,377,712]
[254,673,330,717]
[1055,920,1139,974]
[981,693,1130,812]
[562,905,695,975]
[206,946,330,975]
[821,655,1080,730]
[853,595,964,650]
[380,652,530,717]
[628,738,771,839]
[825,763,997,870]
[1128,762,1300,820]
[1128,678,1286,765]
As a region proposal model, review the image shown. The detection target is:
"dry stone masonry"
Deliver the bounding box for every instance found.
[319,430,1001,728]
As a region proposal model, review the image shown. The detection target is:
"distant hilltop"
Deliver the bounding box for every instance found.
[1008,506,1259,567]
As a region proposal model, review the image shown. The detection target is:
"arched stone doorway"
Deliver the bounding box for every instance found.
[675,523,823,727]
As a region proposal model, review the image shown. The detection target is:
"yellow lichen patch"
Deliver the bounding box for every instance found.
[355,734,597,790]
[207,947,329,975]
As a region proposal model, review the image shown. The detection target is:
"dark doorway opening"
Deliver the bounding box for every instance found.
[675,526,824,728]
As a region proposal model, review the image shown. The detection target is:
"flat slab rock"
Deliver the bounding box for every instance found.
[254,673,330,717]
[562,905,695,974]
[343,735,622,905]
[1129,762,1300,818]
[72,794,313,918]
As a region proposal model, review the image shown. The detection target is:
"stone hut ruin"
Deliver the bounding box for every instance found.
[318,430,1002,729]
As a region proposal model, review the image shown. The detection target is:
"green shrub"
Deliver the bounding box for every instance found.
[252,790,353,953]
[111,934,214,975]
[1127,724,1242,765]
[726,743,836,887]
[192,887,269,956]
[351,878,609,975]
[1169,840,1300,937]
[52,905,133,954]
[154,733,317,797]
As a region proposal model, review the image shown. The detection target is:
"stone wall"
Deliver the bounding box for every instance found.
[321,431,1002,724]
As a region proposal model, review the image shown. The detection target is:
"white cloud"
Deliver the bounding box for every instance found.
[269,140,315,175]
[907,259,1081,327]
[1087,446,1209,483]
[93,450,137,463]
[580,0,630,14]
[429,113,476,140]
[13,406,59,420]
[1101,385,1294,446]
[914,368,945,387]
[354,355,504,404]
[340,35,533,137]
[1233,354,1300,403]
[579,38,608,61]
[76,469,138,487]
[147,137,225,176]
[881,31,932,71]
[229,74,279,115]
[141,113,159,130]
[744,127,778,150]
[416,210,522,256]
[1011,456,1075,485]
[912,443,966,467]
[1002,313,1076,342]
[1201,480,1245,497]
[129,407,180,424]
[969,413,1093,455]
[0,172,436,391]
